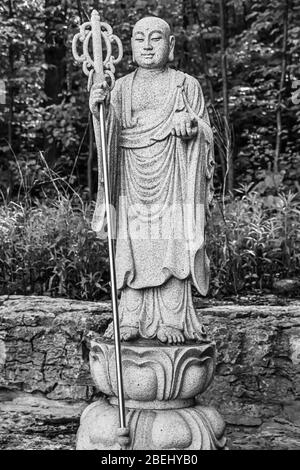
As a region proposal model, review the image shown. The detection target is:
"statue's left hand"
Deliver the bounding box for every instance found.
[171,112,198,140]
[117,426,131,448]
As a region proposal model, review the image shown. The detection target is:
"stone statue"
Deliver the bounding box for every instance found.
[90,16,214,345]
[75,13,226,451]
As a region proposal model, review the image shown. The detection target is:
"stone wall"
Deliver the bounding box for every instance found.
[0,295,299,450]
[199,302,300,449]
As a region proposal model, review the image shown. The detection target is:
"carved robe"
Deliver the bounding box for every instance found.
[92,67,214,340]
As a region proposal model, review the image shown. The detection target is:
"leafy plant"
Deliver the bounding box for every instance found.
[207,186,300,296]
[0,158,110,300]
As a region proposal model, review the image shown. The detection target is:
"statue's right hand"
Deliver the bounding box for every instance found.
[89,82,110,118]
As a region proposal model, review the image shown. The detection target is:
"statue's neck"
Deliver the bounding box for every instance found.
[136,66,169,79]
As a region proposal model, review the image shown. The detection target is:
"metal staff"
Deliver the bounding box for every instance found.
[72,10,127,438]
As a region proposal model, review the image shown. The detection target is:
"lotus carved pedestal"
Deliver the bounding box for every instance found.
[76,334,226,450]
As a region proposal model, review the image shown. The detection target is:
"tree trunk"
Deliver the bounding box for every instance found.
[274,0,289,174]
[183,0,226,184]
[8,47,14,148]
[198,32,215,105]
[76,0,83,22]
[93,0,100,11]
[7,0,14,149]
[188,0,215,105]
[219,0,233,193]
[44,0,67,165]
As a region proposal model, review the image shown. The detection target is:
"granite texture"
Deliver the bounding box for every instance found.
[77,398,226,450]
[90,16,214,343]
[77,335,226,450]
[85,16,222,449]
[87,335,215,402]
[1,295,300,449]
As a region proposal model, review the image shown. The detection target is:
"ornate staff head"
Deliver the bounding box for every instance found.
[72,9,123,92]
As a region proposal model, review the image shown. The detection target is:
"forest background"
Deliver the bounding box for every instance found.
[0,0,299,300]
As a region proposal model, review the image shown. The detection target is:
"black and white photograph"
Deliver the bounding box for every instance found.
[0,0,299,453]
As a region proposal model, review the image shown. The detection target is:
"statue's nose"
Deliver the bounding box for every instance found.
[144,39,153,50]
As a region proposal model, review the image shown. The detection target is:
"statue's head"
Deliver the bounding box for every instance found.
[131,17,175,69]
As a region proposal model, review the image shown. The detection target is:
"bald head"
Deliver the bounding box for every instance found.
[133,17,171,38]
[131,16,175,70]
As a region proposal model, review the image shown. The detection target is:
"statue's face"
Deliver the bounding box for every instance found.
[132,17,174,69]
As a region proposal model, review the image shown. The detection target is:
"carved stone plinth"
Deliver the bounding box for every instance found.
[76,335,226,450]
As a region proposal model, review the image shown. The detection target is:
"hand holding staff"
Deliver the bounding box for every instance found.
[72,10,129,449]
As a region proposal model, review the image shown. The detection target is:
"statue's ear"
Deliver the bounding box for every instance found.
[131,38,137,64]
[168,35,175,62]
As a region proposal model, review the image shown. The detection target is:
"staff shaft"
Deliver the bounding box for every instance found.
[72,7,126,438]
[91,10,105,83]
[91,9,126,432]
[99,103,126,430]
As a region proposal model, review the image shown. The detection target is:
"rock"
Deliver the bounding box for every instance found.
[273,279,300,296]
[283,402,300,426]
[227,419,300,450]
[1,295,300,450]
[0,390,85,450]
[0,296,111,401]
[222,414,262,427]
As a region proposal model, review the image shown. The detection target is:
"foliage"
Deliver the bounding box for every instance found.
[207,186,300,296]
[0,0,299,299]
[0,178,110,299]
[0,0,299,196]
[1,181,299,299]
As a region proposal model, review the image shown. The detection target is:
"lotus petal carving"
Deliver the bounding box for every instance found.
[88,336,215,402]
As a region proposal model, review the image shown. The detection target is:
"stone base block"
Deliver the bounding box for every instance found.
[76,398,226,450]
[76,334,226,450]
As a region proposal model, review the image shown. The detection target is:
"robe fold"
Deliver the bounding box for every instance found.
[91,67,214,339]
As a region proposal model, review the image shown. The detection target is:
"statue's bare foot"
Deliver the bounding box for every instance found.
[157,325,185,344]
[120,326,139,341]
[104,323,139,341]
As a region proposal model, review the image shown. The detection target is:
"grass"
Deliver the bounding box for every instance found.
[207,187,300,296]
[0,195,109,299]
[0,154,299,299]
[0,152,109,299]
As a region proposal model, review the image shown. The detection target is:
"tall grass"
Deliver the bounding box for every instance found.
[0,197,109,299]
[0,154,299,299]
[0,153,109,299]
[207,187,300,296]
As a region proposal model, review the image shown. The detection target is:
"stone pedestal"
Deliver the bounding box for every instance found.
[76,334,226,450]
